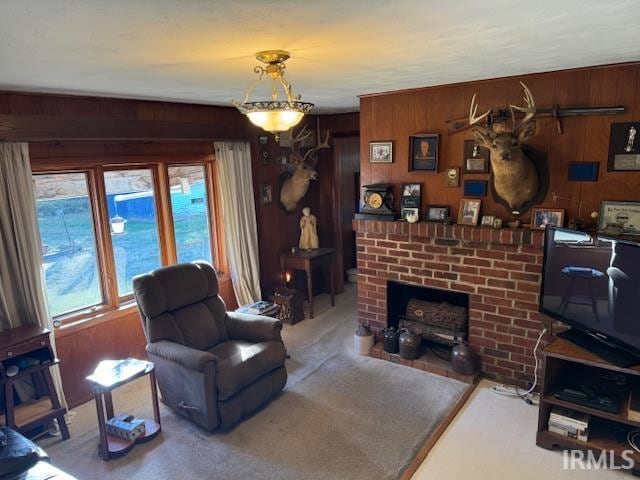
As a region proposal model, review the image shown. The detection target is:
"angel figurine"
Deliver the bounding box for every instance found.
[299,207,319,250]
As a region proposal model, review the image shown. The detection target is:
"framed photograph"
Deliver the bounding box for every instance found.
[568,162,599,181]
[426,205,450,223]
[530,208,565,230]
[457,199,482,226]
[463,140,490,173]
[409,134,439,172]
[401,207,419,221]
[598,201,640,235]
[608,123,640,171]
[445,167,460,187]
[259,183,273,205]
[493,218,503,229]
[481,215,495,227]
[463,180,488,197]
[258,135,269,145]
[370,141,393,163]
[401,183,422,208]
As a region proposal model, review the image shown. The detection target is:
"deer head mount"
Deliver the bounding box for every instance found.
[279,122,331,212]
[470,82,543,216]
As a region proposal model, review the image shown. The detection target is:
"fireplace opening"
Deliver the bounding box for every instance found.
[387,280,469,349]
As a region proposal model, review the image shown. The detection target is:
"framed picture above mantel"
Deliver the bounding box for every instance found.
[608,122,640,171]
[463,140,490,174]
[409,134,439,172]
[369,141,393,163]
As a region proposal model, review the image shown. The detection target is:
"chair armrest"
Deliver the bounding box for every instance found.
[147,341,217,372]
[226,311,283,343]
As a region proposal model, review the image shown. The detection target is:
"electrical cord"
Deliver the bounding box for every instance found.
[490,327,547,405]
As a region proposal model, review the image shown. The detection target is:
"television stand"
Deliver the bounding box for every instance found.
[537,338,640,475]
[558,328,640,368]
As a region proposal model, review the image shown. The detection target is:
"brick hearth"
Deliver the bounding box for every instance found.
[354,219,547,385]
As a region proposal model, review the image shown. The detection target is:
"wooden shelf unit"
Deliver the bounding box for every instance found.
[0,325,69,440]
[537,339,640,475]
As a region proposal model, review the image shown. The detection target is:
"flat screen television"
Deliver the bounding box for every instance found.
[540,226,640,366]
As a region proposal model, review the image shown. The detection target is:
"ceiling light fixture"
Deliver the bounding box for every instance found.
[233,50,313,140]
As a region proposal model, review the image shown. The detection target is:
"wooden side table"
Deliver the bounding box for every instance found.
[280,248,335,319]
[0,325,69,440]
[86,358,161,460]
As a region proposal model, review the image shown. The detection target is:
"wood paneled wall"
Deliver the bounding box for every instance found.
[2,92,244,407]
[2,91,356,406]
[360,63,640,222]
[249,112,359,293]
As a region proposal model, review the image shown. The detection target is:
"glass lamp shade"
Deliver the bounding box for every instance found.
[247,109,305,133]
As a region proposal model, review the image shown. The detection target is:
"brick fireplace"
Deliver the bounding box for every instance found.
[354,219,547,385]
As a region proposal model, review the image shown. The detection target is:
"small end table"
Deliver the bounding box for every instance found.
[279,248,336,319]
[86,358,161,460]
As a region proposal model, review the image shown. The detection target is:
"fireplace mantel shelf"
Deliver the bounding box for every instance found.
[353,219,544,248]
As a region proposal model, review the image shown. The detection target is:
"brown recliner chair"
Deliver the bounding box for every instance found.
[132,262,287,432]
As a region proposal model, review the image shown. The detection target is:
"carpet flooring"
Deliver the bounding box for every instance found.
[41,286,469,480]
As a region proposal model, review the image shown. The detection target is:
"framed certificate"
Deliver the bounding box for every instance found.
[599,201,640,235]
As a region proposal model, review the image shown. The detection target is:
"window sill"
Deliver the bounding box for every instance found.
[54,302,139,339]
[53,272,233,339]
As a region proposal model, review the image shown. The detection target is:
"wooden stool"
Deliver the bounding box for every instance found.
[559,266,605,322]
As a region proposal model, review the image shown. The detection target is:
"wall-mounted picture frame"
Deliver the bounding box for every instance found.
[400,183,422,208]
[530,208,565,230]
[463,180,488,197]
[481,215,495,227]
[457,199,481,226]
[258,135,269,145]
[608,122,640,171]
[493,218,503,229]
[463,140,490,173]
[409,134,439,172]
[261,150,271,165]
[445,167,460,187]
[259,183,273,205]
[598,201,640,235]
[370,141,393,163]
[426,205,450,223]
[568,161,599,181]
[401,207,419,222]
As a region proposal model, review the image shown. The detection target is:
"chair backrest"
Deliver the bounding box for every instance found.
[132,262,228,351]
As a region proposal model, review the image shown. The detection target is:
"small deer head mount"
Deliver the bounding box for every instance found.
[279,122,330,212]
[470,82,541,216]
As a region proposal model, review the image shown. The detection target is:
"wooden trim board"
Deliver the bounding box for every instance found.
[400,380,478,480]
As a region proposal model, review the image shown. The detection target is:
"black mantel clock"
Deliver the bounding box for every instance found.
[355,183,396,221]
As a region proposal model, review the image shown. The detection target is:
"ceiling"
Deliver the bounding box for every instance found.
[1,0,639,113]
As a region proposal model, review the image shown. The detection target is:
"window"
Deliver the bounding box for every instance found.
[168,165,213,264]
[32,159,221,324]
[104,169,162,297]
[34,173,103,317]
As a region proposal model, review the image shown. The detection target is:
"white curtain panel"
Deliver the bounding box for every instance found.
[214,141,261,306]
[0,142,68,408]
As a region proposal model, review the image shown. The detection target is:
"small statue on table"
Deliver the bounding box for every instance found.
[299,207,319,250]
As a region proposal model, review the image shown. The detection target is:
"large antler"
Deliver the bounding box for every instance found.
[289,124,313,164]
[469,94,491,126]
[510,82,536,133]
[303,121,331,166]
